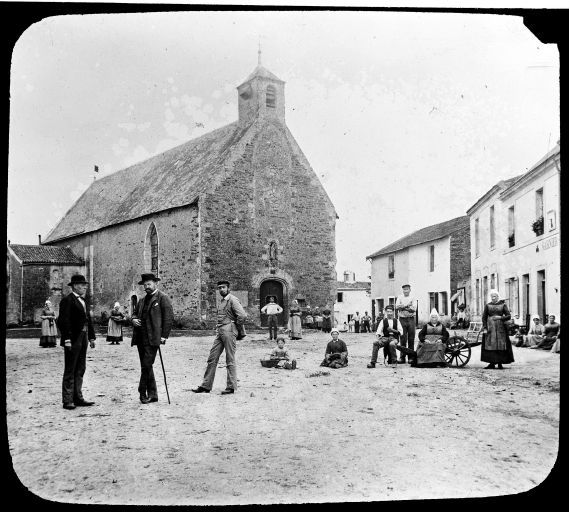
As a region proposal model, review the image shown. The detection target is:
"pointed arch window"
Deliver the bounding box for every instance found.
[266,85,276,108]
[145,222,159,276]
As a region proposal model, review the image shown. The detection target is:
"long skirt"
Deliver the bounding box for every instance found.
[481,317,514,364]
[39,336,57,347]
[523,334,543,347]
[288,315,302,340]
[415,340,446,367]
[40,318,57,347]
[107,318,123,342]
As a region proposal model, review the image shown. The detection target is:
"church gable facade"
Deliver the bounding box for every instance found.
[43,60,337,328]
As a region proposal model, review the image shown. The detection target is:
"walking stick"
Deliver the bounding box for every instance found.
[157,346,171,404]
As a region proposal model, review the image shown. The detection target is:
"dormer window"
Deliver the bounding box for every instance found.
[266,85,276,108]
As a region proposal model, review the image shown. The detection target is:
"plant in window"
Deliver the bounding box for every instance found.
[531,216,544,236]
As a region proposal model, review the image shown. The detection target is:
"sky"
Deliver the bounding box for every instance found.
[8,11,559,281]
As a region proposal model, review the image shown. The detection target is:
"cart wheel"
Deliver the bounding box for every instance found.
[445,336,471,367]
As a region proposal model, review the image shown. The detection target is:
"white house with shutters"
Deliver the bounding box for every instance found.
[333,271,371,326]
[467,143,560,325]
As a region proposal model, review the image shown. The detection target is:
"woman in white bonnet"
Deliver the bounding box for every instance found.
[39,300,58,347]
[481,289,514,369]
[107,302,125,345]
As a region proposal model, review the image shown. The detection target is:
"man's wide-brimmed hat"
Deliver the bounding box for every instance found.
[217,280,230,287]
[68,274,88,286]
[402,284,411,289]
[385,304,394,311]
[138,273,161,285]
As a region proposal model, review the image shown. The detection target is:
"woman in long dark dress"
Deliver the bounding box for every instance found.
[481,289,514,369]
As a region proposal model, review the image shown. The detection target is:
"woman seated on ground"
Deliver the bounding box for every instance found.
[523,315,544,347]
[412,308,449,367]
[531,315,560,351]
[320,328,348,368]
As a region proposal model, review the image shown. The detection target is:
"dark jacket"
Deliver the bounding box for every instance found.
[131,290,174,347]
[57,292,96,346]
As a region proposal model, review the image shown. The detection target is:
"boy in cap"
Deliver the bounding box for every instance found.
[320,328,348,368]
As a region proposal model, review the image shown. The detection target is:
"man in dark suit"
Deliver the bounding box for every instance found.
[131,273,174,404]
[58,274,97,410]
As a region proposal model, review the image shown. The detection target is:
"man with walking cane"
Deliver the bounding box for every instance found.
[131,273,173,404]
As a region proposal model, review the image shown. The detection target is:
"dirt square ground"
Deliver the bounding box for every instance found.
[5,329,560,504]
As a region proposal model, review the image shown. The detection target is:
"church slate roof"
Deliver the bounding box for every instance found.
[9,244,85,265]
[366,215,470,260]
[43,122,248,243]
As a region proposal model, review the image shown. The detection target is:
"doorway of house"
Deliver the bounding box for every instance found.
[537,270,546,322]
[259,280,285,327]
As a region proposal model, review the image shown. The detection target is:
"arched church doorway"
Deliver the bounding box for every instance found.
[259,280,285,326]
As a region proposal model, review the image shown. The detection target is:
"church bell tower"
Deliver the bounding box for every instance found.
[237,46,286,126]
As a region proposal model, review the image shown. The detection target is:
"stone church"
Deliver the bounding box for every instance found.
[42,59,338,328]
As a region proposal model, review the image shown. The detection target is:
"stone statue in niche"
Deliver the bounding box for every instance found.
[268,241,278,268]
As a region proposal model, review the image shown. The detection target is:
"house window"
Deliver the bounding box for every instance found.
[489,205,495,249]
[376,298,384,313]
[474,218,480,257]
[297,298,306,309]
[534,188,544,236]
[490,273,495,290]
[475,279,480,315]
[508,206,515,247]
[482,276,489,304]
[428,245,435,272]
[145,222,159,276]
[429,292,439,313]
[337,292,343,303]
[388,255,395,279]
[266,85,276,108]
[439,292,448,315]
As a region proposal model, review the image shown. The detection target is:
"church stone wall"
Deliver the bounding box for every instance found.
[201,118,337,327]
[53,204,202,326]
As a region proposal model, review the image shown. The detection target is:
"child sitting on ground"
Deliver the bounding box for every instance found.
[270,336,297,369]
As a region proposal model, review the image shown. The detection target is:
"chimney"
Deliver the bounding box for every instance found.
[38,234,42,245]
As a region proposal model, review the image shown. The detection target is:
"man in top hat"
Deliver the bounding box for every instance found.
[261,295,283,341]
[192,280,247,395]
[367,305,402,367]
[131,273,174,404]
[58,274,97,410]
[395,284,417,363]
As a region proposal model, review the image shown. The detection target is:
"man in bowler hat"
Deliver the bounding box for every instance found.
[131,273,174,404]
[58,274,97,410]
[192,280,247,395]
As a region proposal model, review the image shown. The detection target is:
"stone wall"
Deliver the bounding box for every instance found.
[201,117,337,326]
[52,204,202,327]
[449,225,471,303]
[6,251,22,325]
